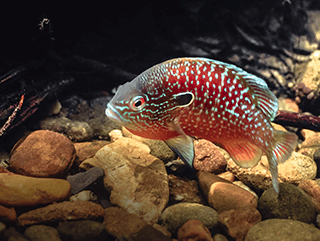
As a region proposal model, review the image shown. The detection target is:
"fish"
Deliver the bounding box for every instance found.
[105,57,298,193]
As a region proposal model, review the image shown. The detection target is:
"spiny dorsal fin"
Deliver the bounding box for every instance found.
[243,74,278,121]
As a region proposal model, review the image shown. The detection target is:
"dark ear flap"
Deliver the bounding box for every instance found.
[174,92,194,107]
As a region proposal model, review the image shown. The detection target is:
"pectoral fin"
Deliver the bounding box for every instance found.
[164,135,195,168]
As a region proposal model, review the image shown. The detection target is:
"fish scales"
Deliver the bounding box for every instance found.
[106,57,298,193]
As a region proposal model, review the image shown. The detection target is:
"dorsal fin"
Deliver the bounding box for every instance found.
[243,74,278,121]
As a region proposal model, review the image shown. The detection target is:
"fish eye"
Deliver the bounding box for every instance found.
[130,95,146,110]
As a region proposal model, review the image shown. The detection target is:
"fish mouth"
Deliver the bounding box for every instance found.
[105,103,123,124]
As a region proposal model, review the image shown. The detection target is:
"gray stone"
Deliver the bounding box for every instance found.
[258,183,317,223]
[160,203,219,236]
[245,219,320,241]
[67,167,104,194]
[57,220,109,241]
[24,225,61,241]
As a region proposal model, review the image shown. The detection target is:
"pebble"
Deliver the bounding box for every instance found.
[233,181,258,199]
[3,226,29,241]
[0,222,6,235]
[108,129,123,141]
[0,204,16,222]
[218,206,261,241]
[245,219,320,241]
[177,220,213,241]
[213,234,229,241]
[217,171,235,182]
[40,116,94,141]
[80,137,169,224]
[131,225,172,241]
[299,131,320,158]
[0,173,71,207]
[193,139,227,173]
[70,190,97,202]
[57,220,109,241]
[24,225,62,241]
[73,140,110,166]
[104,206,148,238]
[258,183,317,224]
[18,201,105,226]
[160,202,219,236]
[168,174,207,205]
[298,179,320,213]
[67,167,104,194]
[197,171,257,213]
[9,130,75,178]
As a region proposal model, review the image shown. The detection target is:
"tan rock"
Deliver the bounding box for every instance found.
[299,179,320,213]
[18,201,104,226]
[198,171,257,213]
[193,139,227,173]
[0,204,16,222]
[218,171,235,182]
[73,140,109,166]
[299,131,320,158]
[104,206,148,237]
[80,137,169,224]
[0,173,70,207]
[9,130,75,178]
[218,207,261,241]
[177,220,213,241]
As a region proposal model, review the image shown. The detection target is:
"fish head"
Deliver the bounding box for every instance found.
[105,65,194,139]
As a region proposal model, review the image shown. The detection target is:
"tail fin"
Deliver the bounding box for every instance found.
[267,130,298,193]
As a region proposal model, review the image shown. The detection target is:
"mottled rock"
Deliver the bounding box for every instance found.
[298,179,320,213]
[40,116,94,141]
[18,201,104,226]
[122,127,175,162]
[198,171,257,213]
[228,152,317,191]
[177,220,213,241]
[258,183,316,224]
[57,220,109,241]
[104,207,148,238]
[132,225,172,241]
[3,227,29,241]
[245,219,320,241]
[9,130,75,178]
[73,141,110,166]
[0,173,70,207]
[0,204,16,222]
[80,137,169,224]
[24,225,61,241]
[218,207,261,241]
[168,174,206,205]
[160,203,219,235]
[67,167,104,194]
[193,139,227,173]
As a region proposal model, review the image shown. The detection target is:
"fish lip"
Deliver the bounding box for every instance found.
[105,103,123,123]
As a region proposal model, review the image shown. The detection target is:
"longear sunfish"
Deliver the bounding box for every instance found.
[105,57,298,193]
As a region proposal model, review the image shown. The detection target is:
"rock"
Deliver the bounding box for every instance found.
[218,207,261,241]
[70,190,97,202]
[104,207,148,238]
[160,203,219,236]
[0,204,16,222]
[0,222,6,235]
[122,127,176,162]
[168,174,207,205]
[108,129,123,141]
[18,201,104,226]
[213,234,229,241]
[278,97,299,112]
[67,167,104,194]
[233,181,258,199]
[228,152,317,191]
[299,131,320,158]
[152,224,172,238]
[298,179,320,213]
[258,183,317,224]
[245,219,320,241]
[131,225,172,241]
[24,225,62,241]
[177,220,213,241]
[0,173,70,207]
[197,171,257,213]
[0,166,10,173]
[57,220,109,241]
[217,171,235,182]
[40,116,94,141]
[80,137,169,224]
[193,139,227,173]
[73,141,110,166]
[9,130,75,178]
[3,226,29,241]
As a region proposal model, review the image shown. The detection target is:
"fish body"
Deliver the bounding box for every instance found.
[106,57,298,193]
